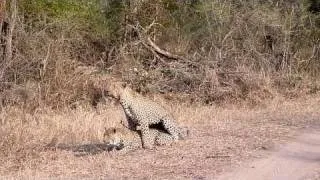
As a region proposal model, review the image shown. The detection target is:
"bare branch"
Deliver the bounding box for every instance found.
[146,37,181,60]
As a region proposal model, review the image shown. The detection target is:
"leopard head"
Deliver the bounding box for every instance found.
[103,127,123,145]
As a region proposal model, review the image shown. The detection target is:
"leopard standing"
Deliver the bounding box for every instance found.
[105,83,186,149]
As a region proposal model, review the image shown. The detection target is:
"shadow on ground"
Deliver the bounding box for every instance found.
[45,143,122,157]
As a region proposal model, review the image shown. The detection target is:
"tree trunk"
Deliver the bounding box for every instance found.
[0,0,6,62]
[0,0,16,82]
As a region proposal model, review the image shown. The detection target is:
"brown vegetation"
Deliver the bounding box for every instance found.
[0,0,320,178]
[0,0,319,107]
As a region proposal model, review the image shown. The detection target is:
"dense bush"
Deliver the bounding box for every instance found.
[0,0,319,107]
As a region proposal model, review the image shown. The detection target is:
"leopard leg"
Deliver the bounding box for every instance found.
[161,117,180,141]
[155,132,174,146]
[139,122,153,149]
[121,116,137,130]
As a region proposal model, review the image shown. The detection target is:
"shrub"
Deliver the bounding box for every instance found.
[0,0,319,107]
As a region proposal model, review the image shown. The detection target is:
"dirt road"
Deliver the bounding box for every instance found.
[217,129,320,180]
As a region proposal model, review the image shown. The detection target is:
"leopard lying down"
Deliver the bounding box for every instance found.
[103,127,189,152]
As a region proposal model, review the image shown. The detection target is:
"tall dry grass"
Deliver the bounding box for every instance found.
[0,94,319,177]
[0,104,123,161]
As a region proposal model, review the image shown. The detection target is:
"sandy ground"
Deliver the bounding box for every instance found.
[1,96,320,179]
[217,128,320,180]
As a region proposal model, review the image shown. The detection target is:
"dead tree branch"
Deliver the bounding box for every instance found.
[128,22,197,67]
[146,37,184,61]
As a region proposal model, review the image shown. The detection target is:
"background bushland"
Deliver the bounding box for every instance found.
[1,0,319,108]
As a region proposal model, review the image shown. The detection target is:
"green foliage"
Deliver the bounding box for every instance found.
[102,0,127,39]
[304,0,320,14]
[165,0,208,41]
[19,0,113,37]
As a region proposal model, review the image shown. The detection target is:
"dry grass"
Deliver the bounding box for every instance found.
[1,1,319,179]
[0,94,319,179]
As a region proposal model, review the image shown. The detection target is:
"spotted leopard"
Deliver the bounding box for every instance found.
[105,83,186,149]
[103,127,176,152]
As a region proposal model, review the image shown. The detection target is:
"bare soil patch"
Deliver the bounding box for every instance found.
[217,129,320,180]
[1,95,320,179]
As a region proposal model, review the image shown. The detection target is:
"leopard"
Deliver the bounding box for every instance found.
[104,82,187,149]
[103,127,176,152]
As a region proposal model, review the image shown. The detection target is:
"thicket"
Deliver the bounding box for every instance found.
[0,0,319,108]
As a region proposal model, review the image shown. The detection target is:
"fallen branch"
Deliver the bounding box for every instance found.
[146,37,187,61]
[141,41,168,66]
[128,23,198,67]
[146,37,204,69]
